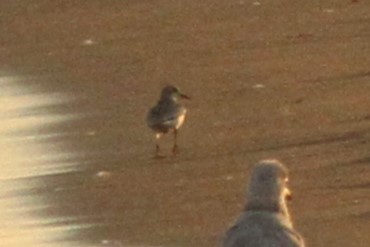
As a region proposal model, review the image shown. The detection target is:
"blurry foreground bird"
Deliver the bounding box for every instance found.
[223,159,305,247]
[146,85,190,157]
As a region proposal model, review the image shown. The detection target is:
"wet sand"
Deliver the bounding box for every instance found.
[1,1,370,246]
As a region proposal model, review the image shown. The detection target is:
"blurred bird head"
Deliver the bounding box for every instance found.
[160,85,190,101]
[246,160,292,214]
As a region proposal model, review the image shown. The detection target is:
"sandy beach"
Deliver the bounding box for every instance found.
[1,1,370,246]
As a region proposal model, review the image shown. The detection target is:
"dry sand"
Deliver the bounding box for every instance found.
[1,0,370,246]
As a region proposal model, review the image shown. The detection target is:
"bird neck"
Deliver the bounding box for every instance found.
[244,196,291,222]
[160,95,178,103]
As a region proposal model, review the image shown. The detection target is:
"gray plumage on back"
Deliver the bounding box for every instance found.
[147,95,186,133]
[146,85,190,156]
[223,160,305,247]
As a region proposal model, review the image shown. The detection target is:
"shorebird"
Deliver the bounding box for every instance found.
[223,160,305,247]
[146,85,190,157]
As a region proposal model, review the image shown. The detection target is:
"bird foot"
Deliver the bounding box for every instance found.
[172,145,179,156]
[154,144,163,158]
[153,154,166,159]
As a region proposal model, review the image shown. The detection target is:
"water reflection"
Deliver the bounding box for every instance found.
[0,73,175,247]
[0,74,94,247]
[0,75,82,179]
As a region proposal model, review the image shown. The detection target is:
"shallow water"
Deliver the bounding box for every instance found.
[0,74,165,247]
[0,75,94,247]
[2,1,370,247]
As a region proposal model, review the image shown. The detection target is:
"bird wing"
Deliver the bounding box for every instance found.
[223,212,305,247]
[147,101,186,128]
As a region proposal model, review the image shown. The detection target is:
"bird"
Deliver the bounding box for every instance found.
[146,85,190,157]
[223,159,305,247]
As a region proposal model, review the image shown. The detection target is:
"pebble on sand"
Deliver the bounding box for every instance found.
[95,171,111,178]
[82,39,97,46]
[252,84,265,89]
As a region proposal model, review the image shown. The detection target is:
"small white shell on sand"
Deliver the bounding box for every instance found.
[95,171,111,178]
[54,187,64,192]
[253,84,265,89]
[323,9,334,13]
[101,240,110,245]
[82,39,96,46]
[85,131,96,136]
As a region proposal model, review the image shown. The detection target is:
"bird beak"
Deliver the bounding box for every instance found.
[285,187,293,201]
[180,93,191,100]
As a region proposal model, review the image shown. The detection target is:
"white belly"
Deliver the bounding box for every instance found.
[175,112,186,129]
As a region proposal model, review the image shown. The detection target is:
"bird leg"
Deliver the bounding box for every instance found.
[154,133,163,158]
[172,129,179,155]
[155,143,160,155]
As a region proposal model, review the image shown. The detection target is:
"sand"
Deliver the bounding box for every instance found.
[0,1,370,246]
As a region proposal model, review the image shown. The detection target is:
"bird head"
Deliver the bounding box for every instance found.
[246,160,292,215]
[160,85,190,101]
